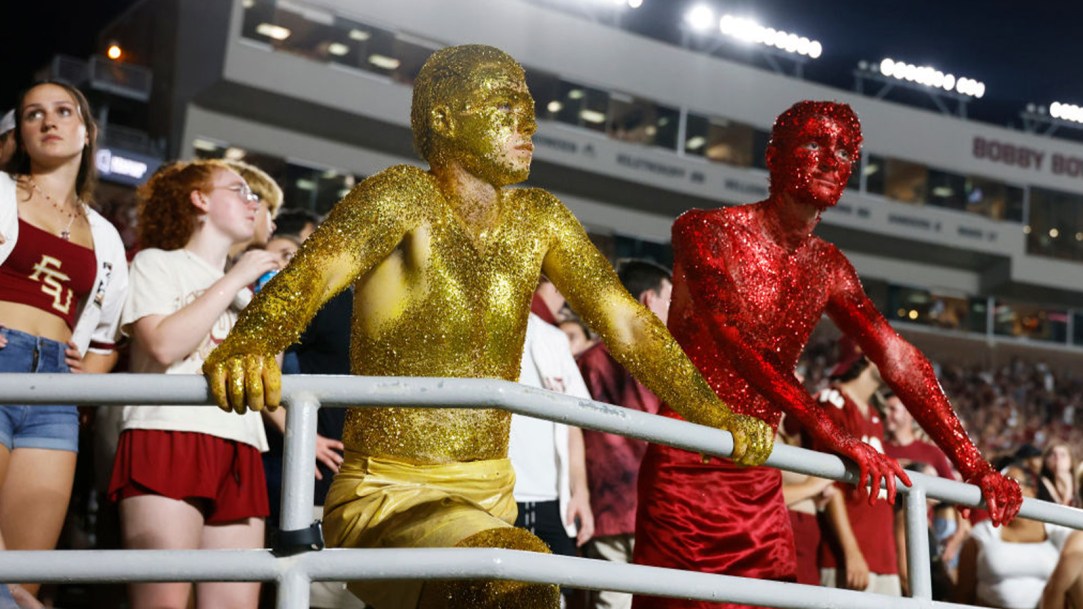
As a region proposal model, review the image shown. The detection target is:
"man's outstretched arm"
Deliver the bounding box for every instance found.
[825,250,1021,525]
[203,166,419,414]
[538,196,772,466]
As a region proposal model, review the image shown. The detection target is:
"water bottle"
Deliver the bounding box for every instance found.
[254,270,278,292]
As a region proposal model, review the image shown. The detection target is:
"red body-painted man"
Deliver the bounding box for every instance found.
[632,101,1022,609]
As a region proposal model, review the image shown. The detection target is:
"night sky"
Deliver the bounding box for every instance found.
[4,0,1082,135]
[2,0,137,110]
[621,0,1083,131]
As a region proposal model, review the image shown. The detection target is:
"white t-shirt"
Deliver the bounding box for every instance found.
[119,248,268,451]
[509,313,590,536]
[972,519,1073,609]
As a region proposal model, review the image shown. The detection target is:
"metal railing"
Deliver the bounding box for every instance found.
[2,373,1082,609]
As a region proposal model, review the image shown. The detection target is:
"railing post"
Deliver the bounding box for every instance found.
[275,392,323,556]
[904,487,933,600]
[277,568,311,609]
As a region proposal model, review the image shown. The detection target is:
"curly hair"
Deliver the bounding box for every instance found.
[5,80,99,205]
[137,159,232,250]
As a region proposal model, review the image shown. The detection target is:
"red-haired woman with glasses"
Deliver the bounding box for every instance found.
[108,159,278,609]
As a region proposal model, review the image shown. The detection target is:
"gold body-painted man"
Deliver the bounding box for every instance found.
[204,45,773,609]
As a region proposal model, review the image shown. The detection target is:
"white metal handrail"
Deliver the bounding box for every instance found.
[1,373,1081,609]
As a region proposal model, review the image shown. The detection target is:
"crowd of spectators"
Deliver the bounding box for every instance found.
[798,335,1083,473]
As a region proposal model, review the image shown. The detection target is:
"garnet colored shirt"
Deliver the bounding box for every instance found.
[885,439,954,480]
[577,342,662,537]
[0,219,96,330]
[812,387,898,575]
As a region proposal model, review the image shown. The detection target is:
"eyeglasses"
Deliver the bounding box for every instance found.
[210,184,260,203]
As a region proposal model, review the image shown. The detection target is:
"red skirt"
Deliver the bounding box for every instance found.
[633,441,796,609]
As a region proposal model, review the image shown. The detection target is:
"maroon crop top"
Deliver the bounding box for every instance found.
[0,219,97,330]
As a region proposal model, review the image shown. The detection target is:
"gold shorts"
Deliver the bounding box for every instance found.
[323,453,519,609]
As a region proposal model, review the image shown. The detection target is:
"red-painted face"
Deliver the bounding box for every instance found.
[770,114,857,210]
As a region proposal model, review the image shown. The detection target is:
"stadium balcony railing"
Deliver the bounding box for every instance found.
[1,373,1081,609]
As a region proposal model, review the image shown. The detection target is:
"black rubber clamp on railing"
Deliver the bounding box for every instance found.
[273,520,325,556]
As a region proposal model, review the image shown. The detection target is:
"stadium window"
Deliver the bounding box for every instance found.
[926,169,967,211]
[552,80,608,133]
[391,34,441,86]
[258,4,342,64]
[327,17,373,70]
[240,0,279,45]
[684,113,710,157]
[965,176,1024,223]
[992,300,1068,343]
[685,113,759,167]
[882,157,929,205]
[607,93,660,146]
[886,284,934,326]
[652,106,680,152]
[605,94,681,150]
[1028,187,1083,262]
[526,70,561,121]
[706,118,755,167]
[864,154,886,195]
[356,26,398,77]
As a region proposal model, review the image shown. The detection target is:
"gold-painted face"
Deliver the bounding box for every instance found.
[439,62,537,186]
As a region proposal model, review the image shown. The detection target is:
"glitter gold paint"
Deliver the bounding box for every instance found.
[204,44,772,609]
[417,528,559,609]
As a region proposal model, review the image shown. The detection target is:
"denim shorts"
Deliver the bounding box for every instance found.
[0,327,78,452]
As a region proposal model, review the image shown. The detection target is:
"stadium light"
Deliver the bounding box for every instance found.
[717,14,822,59]
[855,58,979,117]
[685,4,715,32]
[876,58,983,99]
[1050,101,1083,124]
[1019,101,1083,135]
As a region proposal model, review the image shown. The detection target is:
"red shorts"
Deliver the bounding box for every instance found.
[108,429,269,524]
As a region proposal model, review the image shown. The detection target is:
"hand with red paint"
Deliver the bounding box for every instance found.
[970,467,1022,526]
[836,436,911,505]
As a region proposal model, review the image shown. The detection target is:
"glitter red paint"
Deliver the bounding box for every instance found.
[632,100,1021,609]
[767,101,860,210]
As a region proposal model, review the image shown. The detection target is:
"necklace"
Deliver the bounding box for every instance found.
[27,177,85,241]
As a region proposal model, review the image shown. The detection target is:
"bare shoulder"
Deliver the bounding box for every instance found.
[510,186,561,210]
[806,237,853,276]
[350,164,435,200]
[327,165,436,225]
[806,234,841,257]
